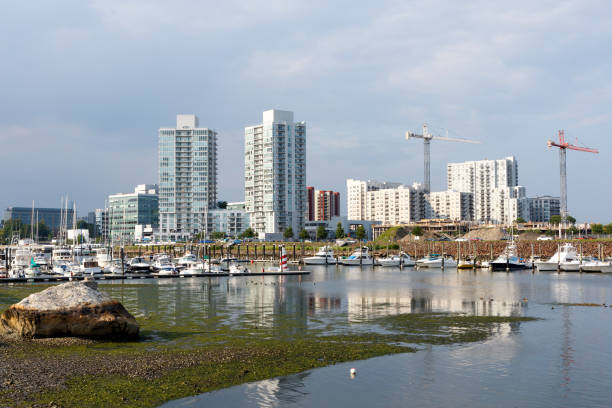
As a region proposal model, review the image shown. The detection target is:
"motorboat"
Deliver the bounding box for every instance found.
[342,247,374,266]
[581,260,612,273]
[560,256,594,272]
[155,265,178,276]
[418,256,457,268]
[490,244,528,271]
[229,264,251,275]
[219,257,238,271]
[304,246,336,265]
[12,247,32,271]
[176,252,197,270]
[80,257,103,276]
[535,243,578,271]
[378,252,415,267]
[128,257,151,273]
[93,247,112,270]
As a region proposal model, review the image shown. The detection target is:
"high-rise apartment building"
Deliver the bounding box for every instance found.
[306,187,340,221]
[244,110,306,237]
[158,115,217,241]
[424,191,474,221]
[447,156,528,224]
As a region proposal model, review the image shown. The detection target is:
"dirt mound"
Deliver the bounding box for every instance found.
[463,228,505,241]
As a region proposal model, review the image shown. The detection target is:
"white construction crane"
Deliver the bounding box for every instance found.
[406,124,481,192]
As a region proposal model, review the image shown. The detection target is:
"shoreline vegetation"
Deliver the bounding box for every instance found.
[0,284,536,408]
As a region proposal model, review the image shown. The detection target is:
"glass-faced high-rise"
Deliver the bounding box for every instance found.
[244,110,306,237]
[158,115,217,242]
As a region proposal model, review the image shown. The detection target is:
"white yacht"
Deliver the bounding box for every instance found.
[304,246,336,265]
[93,247,112,270]
[128,257,151,273]
[342,247,374,266]
[581,260,612,273]
[12,247,32,272]
[378,252,415,267]
[152,254,173,270]
[229,264,251,275]
[80,257,103,276]
[180,261,220,275]
[490,243,528,271]
[176,253,197,270]
[417,255,457,268]
[535,243,578,271]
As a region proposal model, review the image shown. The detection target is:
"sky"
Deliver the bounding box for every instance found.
[1,0,611,222]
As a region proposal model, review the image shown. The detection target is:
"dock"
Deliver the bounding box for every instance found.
[0,270,310,284]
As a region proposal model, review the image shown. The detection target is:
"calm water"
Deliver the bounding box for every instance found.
[99,265,612,407]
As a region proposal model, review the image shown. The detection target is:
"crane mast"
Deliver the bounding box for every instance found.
[547,130,598,229]
[406,124,480,193]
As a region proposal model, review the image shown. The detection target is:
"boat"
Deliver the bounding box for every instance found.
[341,247,374,266]
[418,256,457,268]
[127,257,151,273]
[490,243,528,271]
[93,247,112,270]
[80,257,103,276]
[229,264,251,275]
[12,247,32,272]
[535,243,579,271]
[180,261,221,275]
[176,252,197,270]
[24,258,42,278]
[304,246,336,265]
[378,252,415,267]
[581,260,612,273]
[155,265,178,276]
[152,254,174,271]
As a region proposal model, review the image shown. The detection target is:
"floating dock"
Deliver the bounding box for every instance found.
[0,270,310,284]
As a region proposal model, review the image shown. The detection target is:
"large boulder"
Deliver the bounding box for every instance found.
[0,280,139,339]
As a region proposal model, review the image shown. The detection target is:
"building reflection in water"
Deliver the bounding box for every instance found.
[245,372,311,407]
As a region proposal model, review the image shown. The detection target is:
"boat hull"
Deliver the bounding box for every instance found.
[304,257,335,265]
[342,259,374,266]
[490,262,526,271]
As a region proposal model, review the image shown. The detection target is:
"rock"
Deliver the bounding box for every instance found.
[0,281,139,339]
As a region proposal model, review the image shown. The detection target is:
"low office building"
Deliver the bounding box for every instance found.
[108,184,159,244]
[4,206,74,231]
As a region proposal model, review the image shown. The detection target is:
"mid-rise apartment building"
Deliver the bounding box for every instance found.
[306,187,340,221]
[346,179,402,220]
[108,184,159,244]
[244,110,306,237]
[425,191,474,221]
[530,196,560,222]
[204,202,250,238]
[158,114,217,241]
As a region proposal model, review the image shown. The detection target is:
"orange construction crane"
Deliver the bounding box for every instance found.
[547,130,598,226]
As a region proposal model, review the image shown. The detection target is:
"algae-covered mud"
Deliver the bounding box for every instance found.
[3,266,612,408]
[0,275,534,408]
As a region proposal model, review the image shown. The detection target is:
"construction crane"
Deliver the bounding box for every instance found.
[547,130,598,226]
[405,124,480,192]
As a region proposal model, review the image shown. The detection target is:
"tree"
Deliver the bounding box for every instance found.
[217,201,228,209]
[355,225,366,241]
[335,222,345,239]
[604,223,612,235]
[211,231,225,240]
[411,226,424,236]
[592,223,604,234]
[514,217,526,224]
[299,228,309,240]
[566,215,576,224]
[316,225,327,241]
[284,227,294,240]
[240,227,255,239]
[549,215,561,225]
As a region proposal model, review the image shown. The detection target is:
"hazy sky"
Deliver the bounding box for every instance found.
[1,1,611,222]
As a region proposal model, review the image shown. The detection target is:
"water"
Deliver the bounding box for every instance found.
[14,265,610,407]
